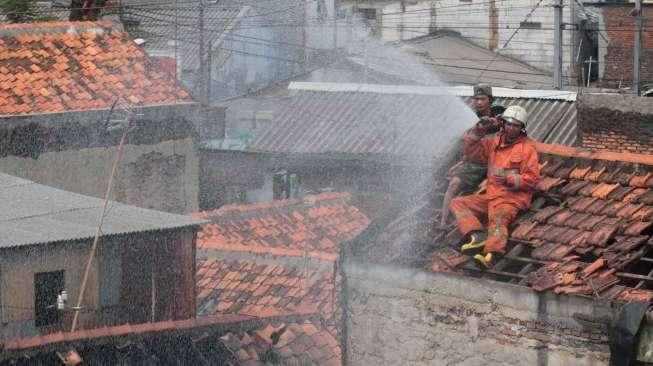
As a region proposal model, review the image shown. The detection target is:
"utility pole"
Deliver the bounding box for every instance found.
[198,0,206,105]
[634,0,642,96]
[553,0,563,89]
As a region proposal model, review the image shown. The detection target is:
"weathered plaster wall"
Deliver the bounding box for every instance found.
[0,240,101,340]
[0,138,199,213]
[344,261,611,365]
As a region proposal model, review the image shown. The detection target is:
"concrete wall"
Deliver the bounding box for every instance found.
[0,138,199,214]
[0,104,202,213]
[344,260,611,365]
[578,93,653,154]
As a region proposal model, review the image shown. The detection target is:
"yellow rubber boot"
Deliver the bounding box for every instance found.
[473,253,494,269]
[460,232,487,254]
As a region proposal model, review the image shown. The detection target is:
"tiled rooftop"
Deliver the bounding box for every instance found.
[194,192,370,261]
[370,143,653,305]
[0,21,192,116]
[221,319,341,365]
[1,314,341,365]
[197,258,342,336]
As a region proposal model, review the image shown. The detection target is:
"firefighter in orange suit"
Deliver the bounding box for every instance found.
[450,105,540,268]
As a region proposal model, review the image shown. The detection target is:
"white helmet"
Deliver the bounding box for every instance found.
[502,105,528,127]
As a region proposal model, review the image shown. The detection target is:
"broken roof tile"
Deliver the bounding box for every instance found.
[605,249,645,270]
[582,258,606,278]
[611,235,648,252]
[615,289,653,303]
[587,273,619,294]
[569,231,593,248]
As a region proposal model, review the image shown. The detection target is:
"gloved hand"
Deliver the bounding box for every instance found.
[473,116,492,135]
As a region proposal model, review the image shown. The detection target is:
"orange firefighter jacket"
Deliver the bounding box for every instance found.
[463,129,540,210]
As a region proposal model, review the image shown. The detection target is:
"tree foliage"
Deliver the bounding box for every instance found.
[0,0,36,23]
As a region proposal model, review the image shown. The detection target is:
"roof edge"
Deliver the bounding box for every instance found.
[535,142,653,166]
[1,310,321,358]
[288,82,577,101]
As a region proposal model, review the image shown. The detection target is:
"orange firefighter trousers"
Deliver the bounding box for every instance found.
[450,194,520,254]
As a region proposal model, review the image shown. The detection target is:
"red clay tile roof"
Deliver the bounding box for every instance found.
[373,143,653,304]
[0,21,192,116]
[194,192,370,261]
[1,313,341,365]
[221,319,342,365]
[197,258,342,336]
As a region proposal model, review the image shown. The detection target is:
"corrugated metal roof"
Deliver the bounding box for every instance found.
[464,96,578,146]
[249,90,476,158]
[0,173,206,249]
[249,84,578,156]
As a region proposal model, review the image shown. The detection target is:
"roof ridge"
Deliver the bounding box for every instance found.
[193,192,352,218]
[0,20,119,34]
[536,142,653,166]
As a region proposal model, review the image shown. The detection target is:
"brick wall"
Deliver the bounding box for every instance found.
[578,93,653,154]
[344,261,611,365]
[601,5,653,88]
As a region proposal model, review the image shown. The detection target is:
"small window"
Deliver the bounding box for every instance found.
[358,8,377,20]
[273,171,299,200]
[34,271,65,327]
[520,21,542,29]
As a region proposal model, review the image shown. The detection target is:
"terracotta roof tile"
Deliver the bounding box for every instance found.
[194,193,369,260]
[0,21,192,116]
[196,258,341,338]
